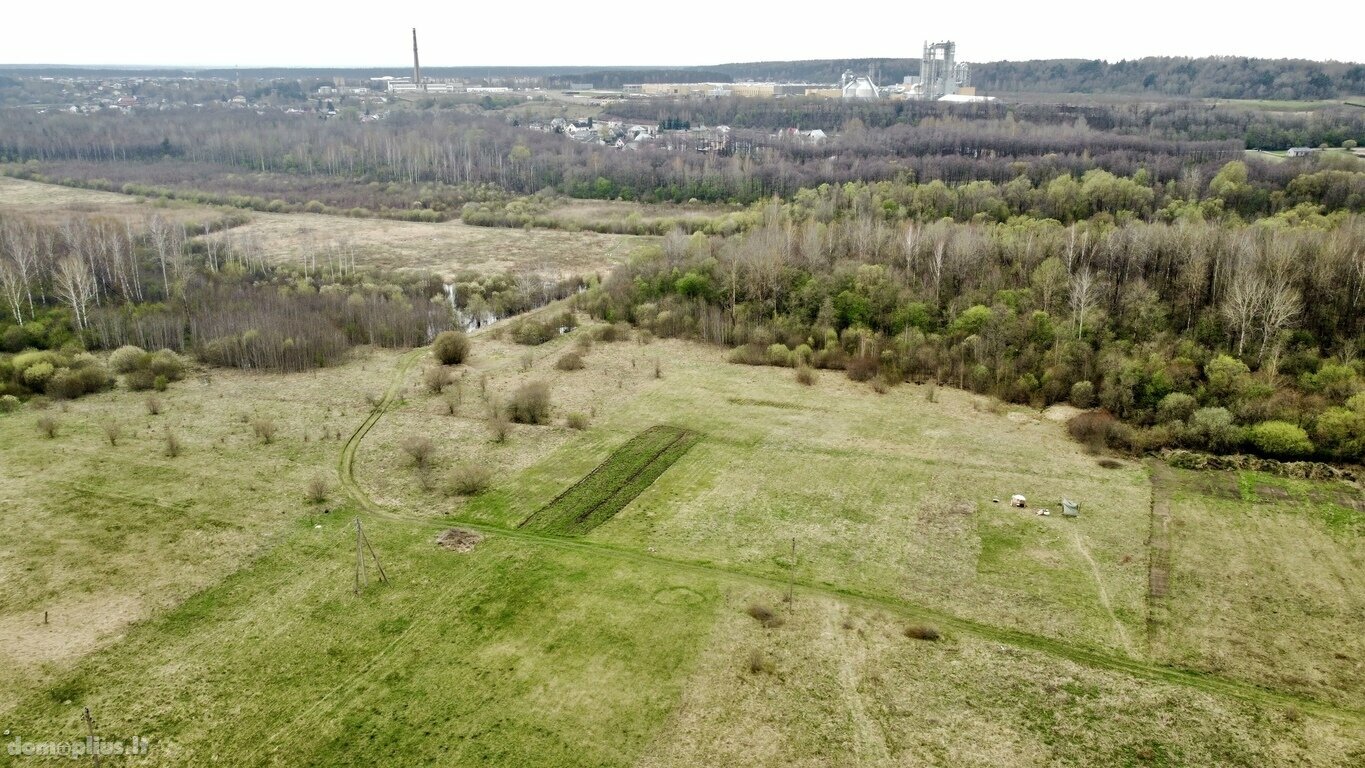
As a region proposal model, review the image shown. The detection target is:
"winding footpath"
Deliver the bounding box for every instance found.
[337,342,1365,729]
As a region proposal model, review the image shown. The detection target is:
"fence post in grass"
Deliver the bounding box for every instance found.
[83,707,101,768]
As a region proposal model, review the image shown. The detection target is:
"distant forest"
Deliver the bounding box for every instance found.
[5,55,1362,101]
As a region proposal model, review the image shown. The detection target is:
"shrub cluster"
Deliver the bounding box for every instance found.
[110,345,186,391]
[2,350,112,400]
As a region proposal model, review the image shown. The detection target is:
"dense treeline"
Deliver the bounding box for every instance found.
[607,97,1365,148]
[576,206,1365,462]
[973,57,1365,100]
[708,56,1365,101]
[0,107,1263,208]
[10,107,1360,219]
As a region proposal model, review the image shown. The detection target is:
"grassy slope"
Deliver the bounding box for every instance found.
[1158,468,1365,708]
[0,349,398,714]
[421,335,1152,658]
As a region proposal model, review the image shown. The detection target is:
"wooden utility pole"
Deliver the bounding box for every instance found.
[353,518,388,595]
[83,707,101,768]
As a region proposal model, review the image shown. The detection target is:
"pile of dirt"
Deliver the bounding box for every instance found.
[436,528,483,553]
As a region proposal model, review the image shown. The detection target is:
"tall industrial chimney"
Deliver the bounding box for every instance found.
[412,28,422,91]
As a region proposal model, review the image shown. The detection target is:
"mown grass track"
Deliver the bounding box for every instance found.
[518,425,701,536]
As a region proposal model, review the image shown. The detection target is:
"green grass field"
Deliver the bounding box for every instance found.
[2,313,1363,765]
[518,425,701,535]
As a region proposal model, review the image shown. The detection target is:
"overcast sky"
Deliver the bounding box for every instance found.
[4,1,1359,68]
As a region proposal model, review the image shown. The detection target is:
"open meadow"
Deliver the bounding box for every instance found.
[1,174,1364,765]
[4,305,1362,765]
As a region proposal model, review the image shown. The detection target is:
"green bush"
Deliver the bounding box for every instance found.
[511,320,556,346]
[1313,407,1365,460]
[109,345,149,374]
[766,343,792,367]
[1070,380,1096,408]
[22,361,55,390]
[1204,355,1251,400]
[124,369,157,391]
[1191,407,1242,452]
[1156,392,1197,424]
[46,365,111,399]
[147,350,185,381]
[1247,420,1314,458]
[432,330,471,364]
[0,394,19,413]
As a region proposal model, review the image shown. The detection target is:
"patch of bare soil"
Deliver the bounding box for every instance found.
[1042,404,1084,423]
[436,528,483,553]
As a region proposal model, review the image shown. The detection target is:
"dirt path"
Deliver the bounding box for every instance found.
[1070,528,1135,656]
[335,338,1365,728]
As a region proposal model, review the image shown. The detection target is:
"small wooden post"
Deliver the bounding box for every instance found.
[785,538,796,607]
[83,707,101,768]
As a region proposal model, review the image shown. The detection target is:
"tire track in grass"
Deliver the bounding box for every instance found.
[1070,528,1135,656]
[340,342,1365,728]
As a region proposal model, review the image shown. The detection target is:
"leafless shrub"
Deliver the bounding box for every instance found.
[252,417,278,444]
[424,365,455,394]
[795,365,817,386]
[747,649,776,675]
[431,330,471,365]
[507,381,551,425]
[574,334,593,353]
[904,624,941,641]
[102,420,122,446]
[441,384,462,416]
[1068,410,1118,453]
[164,430,182,458]
[401,435,435,468]
[520,351,534,372]
[925,383,938,403]
[489,410,511,443]
[446,463,492,496]
[746,603,784,628]
[306,475,330,503]
[871,379,889,394]
[145,395,163,415]
[566,412,590,430]
[653,358,662,379]
[555,352,585,371]
[36,415,57,439]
